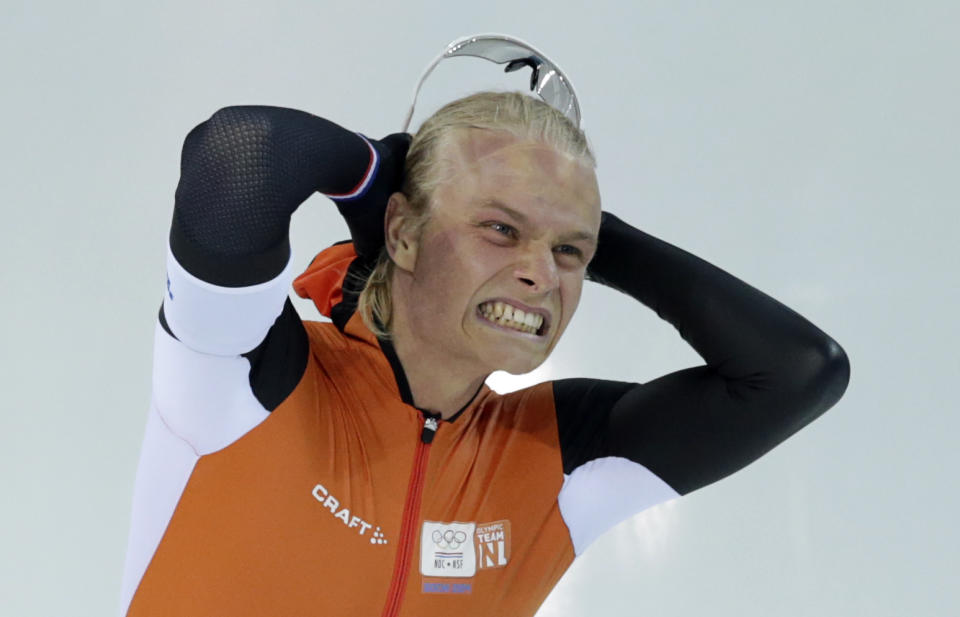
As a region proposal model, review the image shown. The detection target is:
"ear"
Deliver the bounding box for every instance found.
[384,192,419,273]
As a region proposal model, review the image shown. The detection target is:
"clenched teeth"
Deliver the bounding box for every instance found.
[478,301,545,335]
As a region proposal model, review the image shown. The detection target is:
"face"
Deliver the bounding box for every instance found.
[388,129,602,377]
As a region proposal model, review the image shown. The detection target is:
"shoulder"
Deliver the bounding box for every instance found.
[475,381,559,434]
[302,319,352,350]
[491,380,556,409]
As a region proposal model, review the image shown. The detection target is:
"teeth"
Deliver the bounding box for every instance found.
[479,302,545,335]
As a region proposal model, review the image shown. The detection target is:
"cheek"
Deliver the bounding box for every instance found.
[558,276,585,329]
[413,232,488,308]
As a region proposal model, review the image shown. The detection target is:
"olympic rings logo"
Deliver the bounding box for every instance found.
[431,528,468,550]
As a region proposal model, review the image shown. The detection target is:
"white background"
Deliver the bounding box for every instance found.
[2,1,957,615]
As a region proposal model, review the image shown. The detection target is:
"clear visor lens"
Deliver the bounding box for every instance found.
[446,38,541,65]
[402,34,582,131]
[535,69,576,121]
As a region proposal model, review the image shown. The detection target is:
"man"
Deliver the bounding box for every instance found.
[119,92,850,616]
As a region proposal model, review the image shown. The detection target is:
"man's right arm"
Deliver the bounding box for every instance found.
[123,106,385,615]
[163,105,383,356]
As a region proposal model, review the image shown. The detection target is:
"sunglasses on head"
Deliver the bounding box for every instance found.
[402,33,583,132]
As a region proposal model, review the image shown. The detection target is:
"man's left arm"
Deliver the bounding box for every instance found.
[553,212,850,555]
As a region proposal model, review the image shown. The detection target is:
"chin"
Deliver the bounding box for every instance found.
[488,353,546,377]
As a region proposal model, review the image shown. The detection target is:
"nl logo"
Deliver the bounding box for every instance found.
[420,520,512,581]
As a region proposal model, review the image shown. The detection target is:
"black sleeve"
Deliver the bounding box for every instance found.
[170,105,377,287]
[162,105,377,409]
[554,212,851,496]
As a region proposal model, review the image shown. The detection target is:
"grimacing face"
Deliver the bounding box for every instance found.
[389,128,602,377]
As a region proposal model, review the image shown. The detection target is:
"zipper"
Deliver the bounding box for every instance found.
[380,414,438,617]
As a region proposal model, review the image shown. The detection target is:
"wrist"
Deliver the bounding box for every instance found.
[324,133,381,202]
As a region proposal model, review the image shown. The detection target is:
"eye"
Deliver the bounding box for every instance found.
[486,222,517,237]
[554,244,583,258]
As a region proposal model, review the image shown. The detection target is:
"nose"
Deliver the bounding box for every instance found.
[514,244,560,293]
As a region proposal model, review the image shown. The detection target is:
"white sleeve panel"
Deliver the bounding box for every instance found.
[117,400,199,617]
[151,321,270,455]
[162,244,295,356]
[558,456,681,556]
[119,322,274,615]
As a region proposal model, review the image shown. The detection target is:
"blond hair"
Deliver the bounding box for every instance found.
[357,90,595,337]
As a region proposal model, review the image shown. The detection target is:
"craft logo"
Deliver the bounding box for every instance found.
[311,483,387,546]
[474,519,511,569]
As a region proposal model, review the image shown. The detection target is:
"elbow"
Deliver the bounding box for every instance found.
[764,338,850,437]
[801,337,851,415]
[184,106,274,163]
[821,338,851,401]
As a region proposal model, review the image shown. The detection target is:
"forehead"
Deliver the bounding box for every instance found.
[435,129,601,229]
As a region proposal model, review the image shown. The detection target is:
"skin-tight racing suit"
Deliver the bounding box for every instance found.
[118,106,850,616]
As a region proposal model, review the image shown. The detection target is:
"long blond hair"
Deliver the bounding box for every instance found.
[357,90,595,337]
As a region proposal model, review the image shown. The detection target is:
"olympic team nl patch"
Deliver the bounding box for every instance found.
[420,519,513,594]
[474,520,511,569]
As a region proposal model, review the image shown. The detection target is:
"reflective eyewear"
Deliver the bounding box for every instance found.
[402,33,583,131]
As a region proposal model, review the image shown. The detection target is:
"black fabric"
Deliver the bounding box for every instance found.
[332,132,411,260]
[553,378,634,475]
[161,297,308,412]
[375,335,416,407]
[170,106,376,287]
[554,212,850,496]
[158,304,176,340]
[375,334,482,423]
[330,253,375,332]
[164,105,385,410]
[242,298,309,412]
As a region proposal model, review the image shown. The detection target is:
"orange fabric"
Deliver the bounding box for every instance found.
[292,242,358,318]
[129,246,576,615]
[127,320,575,616]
